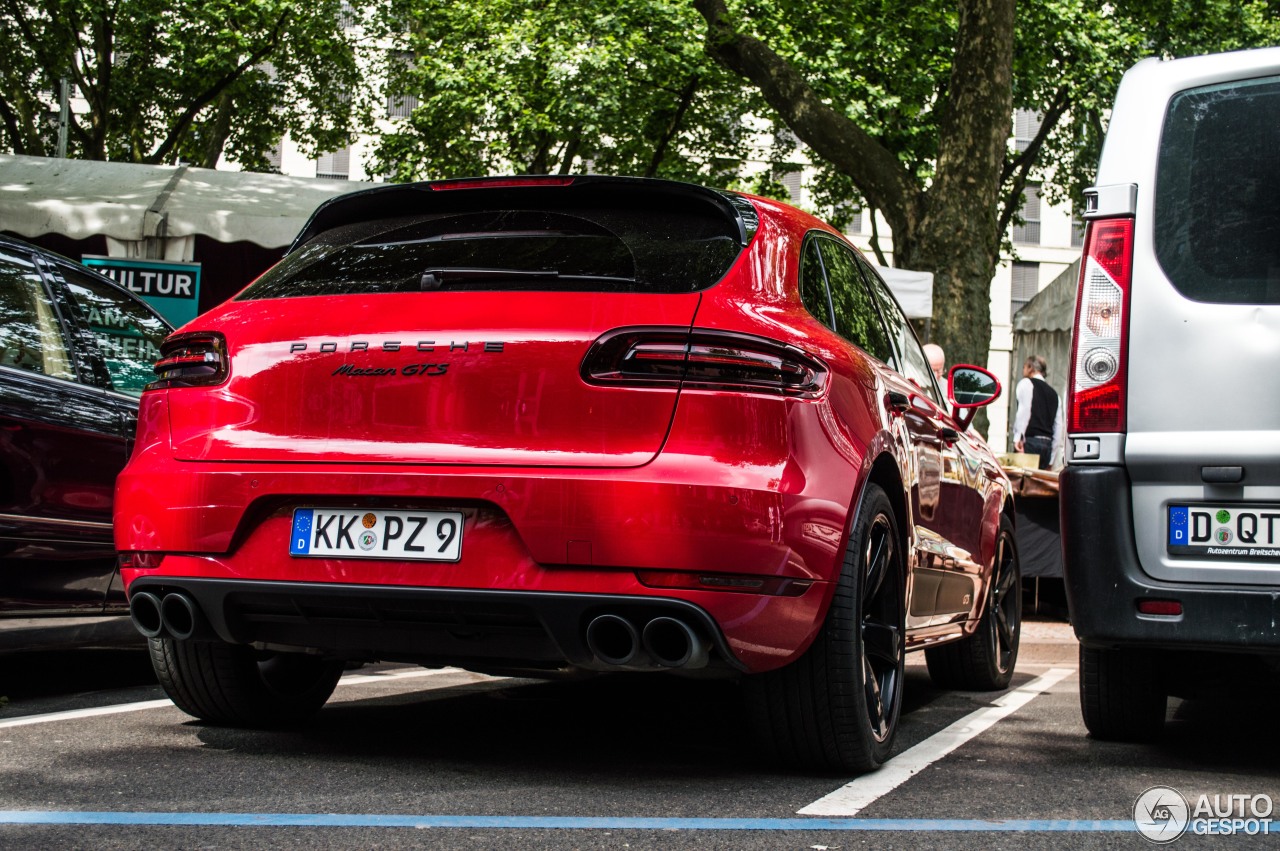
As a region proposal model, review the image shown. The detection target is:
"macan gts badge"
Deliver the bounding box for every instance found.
[289,338,506,378]
[115,175,1021,773]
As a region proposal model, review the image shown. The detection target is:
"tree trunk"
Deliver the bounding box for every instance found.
[198,93,235,169]
[694,0,1016,372]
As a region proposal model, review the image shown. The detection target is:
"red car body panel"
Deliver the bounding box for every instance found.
[114,177,1010,675]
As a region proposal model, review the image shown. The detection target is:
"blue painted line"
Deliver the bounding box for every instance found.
[0,812,1136,831]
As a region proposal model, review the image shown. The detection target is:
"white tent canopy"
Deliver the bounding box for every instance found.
[0,154,937,315]
[0,154,362,249]
[874,264,933,319]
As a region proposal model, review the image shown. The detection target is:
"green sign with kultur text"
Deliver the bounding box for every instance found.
[81,256,202,326]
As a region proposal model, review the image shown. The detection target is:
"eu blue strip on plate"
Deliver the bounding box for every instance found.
[289,509,314,555]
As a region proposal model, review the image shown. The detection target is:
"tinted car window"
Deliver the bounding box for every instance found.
[1155,75,1280,303]
[0,249,75,380]
[799,236,833,327]
[857,257,941,402]
[58,266,170,396]
[242,207,743,299]
[816,238,893,363]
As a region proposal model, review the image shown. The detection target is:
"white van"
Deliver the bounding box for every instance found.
[1062,47,1280,740]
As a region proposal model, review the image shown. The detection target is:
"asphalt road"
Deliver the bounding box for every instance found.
[1,613,1278,850]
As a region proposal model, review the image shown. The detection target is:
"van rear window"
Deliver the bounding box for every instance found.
[240,205,743,300]
[1155,76,1280,304]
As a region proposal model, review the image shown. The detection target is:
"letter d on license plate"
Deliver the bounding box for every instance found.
[290,508,463,561]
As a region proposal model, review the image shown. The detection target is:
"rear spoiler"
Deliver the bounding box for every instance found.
[287,175,757,254]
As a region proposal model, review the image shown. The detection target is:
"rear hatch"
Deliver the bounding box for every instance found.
[166,177,752,467]
[1087,54,1280,585]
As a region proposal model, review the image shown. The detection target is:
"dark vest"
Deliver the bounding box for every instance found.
[1027,377,1058,440]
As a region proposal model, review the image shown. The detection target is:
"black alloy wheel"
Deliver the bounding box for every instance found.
[925,515,1021,690]
[987,527,1020,676]
[747,482,906,773]
[859,511,904,744]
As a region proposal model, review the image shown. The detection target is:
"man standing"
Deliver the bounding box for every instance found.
[1012,355,1063,470]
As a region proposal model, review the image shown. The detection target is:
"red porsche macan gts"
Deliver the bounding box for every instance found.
[115,176,1020,772]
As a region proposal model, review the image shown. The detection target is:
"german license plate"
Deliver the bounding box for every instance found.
[1168,504,1280,559]
[289,508,463,561]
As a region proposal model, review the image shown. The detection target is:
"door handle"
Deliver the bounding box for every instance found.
[940,427,960,443]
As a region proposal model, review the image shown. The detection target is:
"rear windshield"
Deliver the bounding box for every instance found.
[1155,75,1280,304]
[240,203,744,299]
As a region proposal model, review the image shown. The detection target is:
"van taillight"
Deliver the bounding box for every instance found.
[582,328,827,398]
[1069,218,1133,433]
[148,332,228,390]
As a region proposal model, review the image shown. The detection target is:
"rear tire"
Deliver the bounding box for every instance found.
[746,483,905,773]
[149,637,342,727]
[1079,644,1167,741]
[925,515,1021,690]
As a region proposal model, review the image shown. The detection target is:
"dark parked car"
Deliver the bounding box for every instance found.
[0,234,172,650]
[116,176,1019,772]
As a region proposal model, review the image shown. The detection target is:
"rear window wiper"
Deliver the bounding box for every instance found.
[419,267,635,290]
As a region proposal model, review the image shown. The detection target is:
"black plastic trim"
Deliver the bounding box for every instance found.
[127,577,746,672]
[1060,466,1280,653]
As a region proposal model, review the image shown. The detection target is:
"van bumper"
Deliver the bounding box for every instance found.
[1060,465,1280,652]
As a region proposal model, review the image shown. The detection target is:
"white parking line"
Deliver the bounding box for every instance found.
[335,667,469,686]
[0,700,174,729]
[797,666,1076,816]
[0,667,476,730]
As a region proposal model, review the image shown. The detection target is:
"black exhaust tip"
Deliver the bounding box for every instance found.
[585,614,641,666]
[159,593,201,641]
[128,591,165,639]
[642,617,709,669]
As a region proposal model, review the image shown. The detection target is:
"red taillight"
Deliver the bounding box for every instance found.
[1069,217,1133,433]
[430,177,575,191]
[581,328,827,398]
[148,332,227,390]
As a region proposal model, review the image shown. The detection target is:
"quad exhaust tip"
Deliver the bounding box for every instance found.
[128,591,164,639]
[585,613,709,670]
[128,591,206,641]
[585,614,642,666]
[642,616,709,669]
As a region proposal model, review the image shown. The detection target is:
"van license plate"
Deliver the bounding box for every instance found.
[1168,505,1280,559]
[289,508,463,561]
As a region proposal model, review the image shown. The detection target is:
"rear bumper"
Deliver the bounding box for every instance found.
[127,576,746,673]
[115,451,849,673]
[1060,466,1280,653]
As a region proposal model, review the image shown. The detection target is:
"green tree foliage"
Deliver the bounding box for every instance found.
[692,0,1280,369]
[0,0,366,169]
[364,0,1278,369]
[367,0,767,184]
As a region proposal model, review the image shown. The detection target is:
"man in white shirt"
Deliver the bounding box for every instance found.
[1012,355,1063,470]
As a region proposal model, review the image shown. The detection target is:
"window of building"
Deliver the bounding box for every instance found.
[1015,109,1042,153]
[386,52,419,118]
[780,170,803,206]
[1011,261,1040,316]
[338,1,358,28]
[1071,213,1085,248]
[1013,183,1041,245]
[316,147,350,181]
